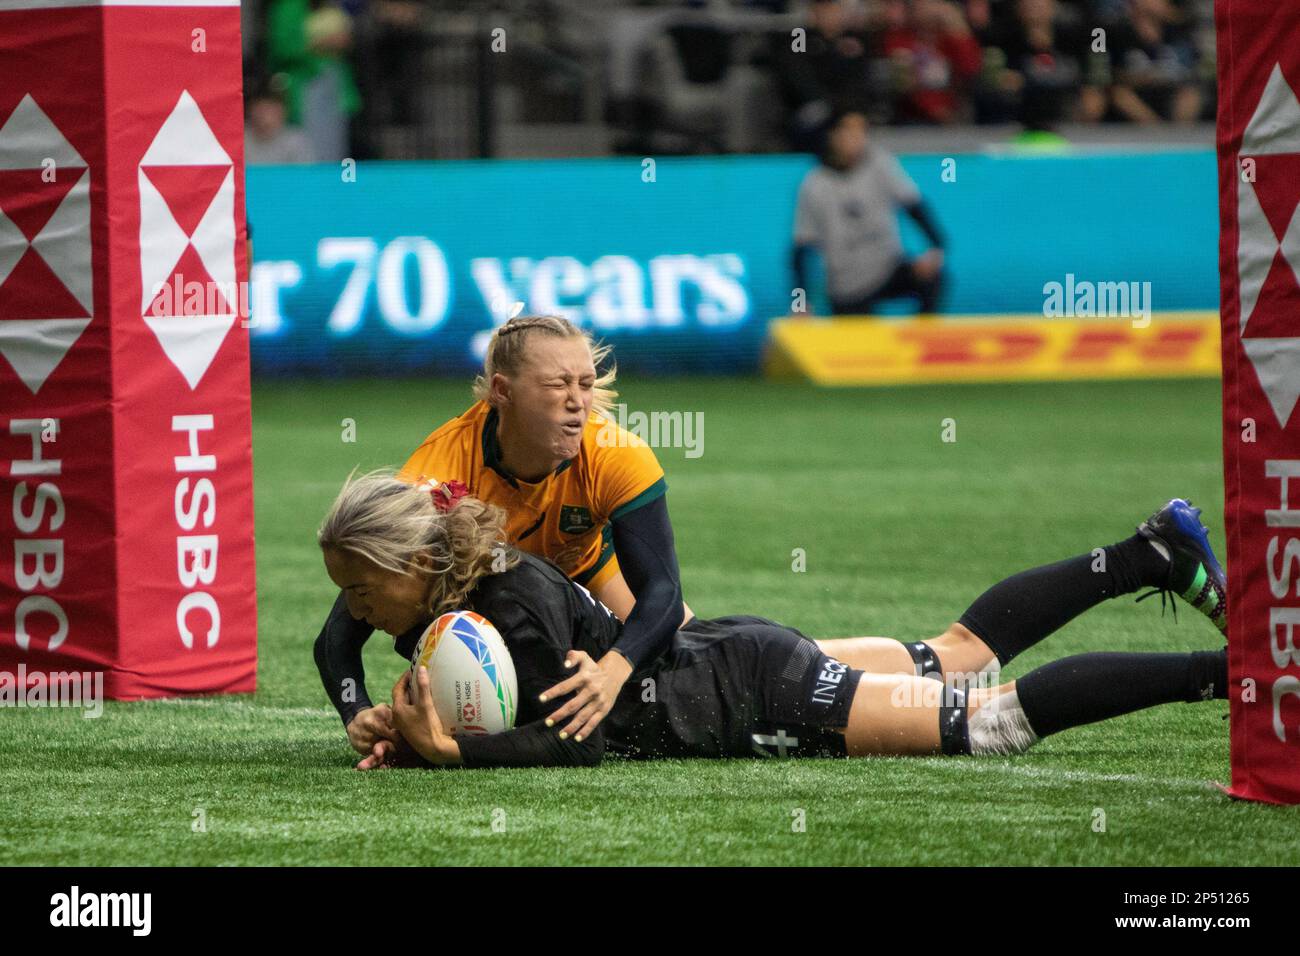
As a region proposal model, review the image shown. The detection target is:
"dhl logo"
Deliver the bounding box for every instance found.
[765,313,1221,386]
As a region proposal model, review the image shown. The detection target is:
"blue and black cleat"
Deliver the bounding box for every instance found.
[1136,499,1227,636]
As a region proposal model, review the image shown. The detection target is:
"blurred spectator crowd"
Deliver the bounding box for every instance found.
[771,0,1212,150]
[242,0,1216,163]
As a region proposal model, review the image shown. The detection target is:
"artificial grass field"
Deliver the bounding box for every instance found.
[3,374,1296,866]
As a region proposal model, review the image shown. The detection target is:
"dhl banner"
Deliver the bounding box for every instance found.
[1216,0,1300,804]
[764,313,1221,387]
[0,0,257,698]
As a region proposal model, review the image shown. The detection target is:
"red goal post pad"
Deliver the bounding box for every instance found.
[1216,0,1300,804]
[0,0,256,698]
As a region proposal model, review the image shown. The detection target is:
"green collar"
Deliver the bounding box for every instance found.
[482,406,573,488]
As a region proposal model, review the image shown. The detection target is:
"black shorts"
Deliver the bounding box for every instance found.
[606,615,863,760]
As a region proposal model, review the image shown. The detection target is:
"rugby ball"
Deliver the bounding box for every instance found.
[409,611,518,735]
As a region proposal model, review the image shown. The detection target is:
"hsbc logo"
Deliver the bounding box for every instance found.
[0,94,92,395]
[139,90,237,391]
[1237,63,1300,430]
[137,92,241,650]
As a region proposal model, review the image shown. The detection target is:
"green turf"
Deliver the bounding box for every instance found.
[2,375,1295,865]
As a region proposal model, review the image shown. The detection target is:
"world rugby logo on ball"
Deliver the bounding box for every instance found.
[410,611,518,735]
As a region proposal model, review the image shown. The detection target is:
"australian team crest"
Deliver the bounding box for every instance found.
[559,505,594,535]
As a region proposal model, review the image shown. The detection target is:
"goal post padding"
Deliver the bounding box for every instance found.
[0,1,256,698]
[1216,0,1300,804]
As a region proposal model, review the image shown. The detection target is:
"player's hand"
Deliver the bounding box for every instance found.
[355,735,427,770]
[346,704,396,755]
[356,738,398,770]
[390,667,459,765]
[540,649,632,742]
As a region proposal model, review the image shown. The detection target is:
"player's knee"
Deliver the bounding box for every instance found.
[936,622,986,655]
[908,627,996,679]
[939,688,1039,757]
[929,623,999,675]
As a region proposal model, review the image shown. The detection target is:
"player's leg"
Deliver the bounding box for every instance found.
[835,672,1008,755]
[815,523,1160,678]
[818,499,1226,683]
[589,564,634,620]
[838,646,1229,757]
[815,623,993,681]
[955,499,1226,670]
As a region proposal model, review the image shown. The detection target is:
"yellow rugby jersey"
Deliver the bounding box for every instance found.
[398,401,666,589]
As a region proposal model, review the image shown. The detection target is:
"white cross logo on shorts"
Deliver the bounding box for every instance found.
[752,729,800,758]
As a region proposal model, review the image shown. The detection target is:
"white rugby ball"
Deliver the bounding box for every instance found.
[409,611,518,735]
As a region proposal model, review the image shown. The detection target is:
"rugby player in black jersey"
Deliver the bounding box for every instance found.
[318,472,1230,769]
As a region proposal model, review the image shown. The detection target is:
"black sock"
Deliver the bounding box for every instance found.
[1016,648,1228,738]
[957,534,1170,665]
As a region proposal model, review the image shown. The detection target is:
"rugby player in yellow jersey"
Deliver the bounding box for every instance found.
[314,315,693,754]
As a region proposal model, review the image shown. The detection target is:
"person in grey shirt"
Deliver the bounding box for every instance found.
[245,88,316,166]
[792,110,946,315]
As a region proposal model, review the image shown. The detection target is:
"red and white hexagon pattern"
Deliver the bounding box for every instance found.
[0,96,93,395]
[0,0,256,698]
[1217,0,1300,804]
[140,90,239,390]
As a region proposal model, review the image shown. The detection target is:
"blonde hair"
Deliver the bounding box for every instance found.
[317,470,518,617]
[471,314,618,418]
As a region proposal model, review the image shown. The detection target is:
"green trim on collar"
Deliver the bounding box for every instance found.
[481,406,515,487]
[610,477,667,522]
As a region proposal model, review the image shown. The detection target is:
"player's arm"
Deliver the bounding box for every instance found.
[387,676,605,769]
[390,600,605,769]
[313,592,395,753]
[545,487,683,741]
[346,421,469,758]
[606,494,683,669]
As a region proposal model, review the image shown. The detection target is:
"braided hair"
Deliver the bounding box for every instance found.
[471,314,618,418]
[317,470,519,618]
